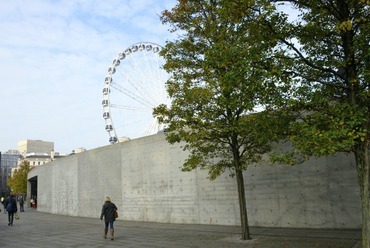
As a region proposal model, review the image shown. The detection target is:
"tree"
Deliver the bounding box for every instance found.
[155,0,288,240]
[263,1,370,246]
[8,160,33,195]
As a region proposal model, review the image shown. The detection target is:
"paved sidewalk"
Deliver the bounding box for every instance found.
[0,208,362,248]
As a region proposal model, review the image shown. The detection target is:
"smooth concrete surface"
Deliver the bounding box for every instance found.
[27,133,362,229]
[0,208,362,248]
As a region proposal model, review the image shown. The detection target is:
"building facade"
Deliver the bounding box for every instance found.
[1,140,67,197]
[28,133,362,229]
[0,150,19,197]
[17,140,65,166]
[18,140,54,154]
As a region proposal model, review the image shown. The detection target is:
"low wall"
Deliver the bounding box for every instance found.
[27,133,361,228]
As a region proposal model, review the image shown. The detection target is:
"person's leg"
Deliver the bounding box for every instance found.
[104,222,108,239]
[8,212,11,225]
[10,212,14,225]
[109,221,114,240]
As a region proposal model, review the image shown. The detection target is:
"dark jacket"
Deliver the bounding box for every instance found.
[5,196,17,213]
[100,202,117,223]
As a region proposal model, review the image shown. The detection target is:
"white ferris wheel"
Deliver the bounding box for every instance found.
[102,42,170,144]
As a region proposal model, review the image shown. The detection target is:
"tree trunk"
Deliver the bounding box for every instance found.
[355,144,370,248]
[362,194,370,248]
[235,167,251,240]
[362,146,370,248]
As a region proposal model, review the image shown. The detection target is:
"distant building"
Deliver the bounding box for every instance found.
[1,140,68,196]
[0,150,19,196]
[17,140,66,166]
[18,139,54,155]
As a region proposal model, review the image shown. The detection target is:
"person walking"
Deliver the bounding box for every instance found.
[1,196,5,213]
[5,194,18,226]
[30,196,34,208]
[19,195,24,212]
[100,196,117,240]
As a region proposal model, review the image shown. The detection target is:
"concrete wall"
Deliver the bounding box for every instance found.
[27,133,362,228]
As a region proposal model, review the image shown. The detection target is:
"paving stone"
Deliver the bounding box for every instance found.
[0,208,361,248]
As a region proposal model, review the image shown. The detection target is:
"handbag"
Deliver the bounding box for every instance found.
[114,209,118,219]
[15,212,19,220]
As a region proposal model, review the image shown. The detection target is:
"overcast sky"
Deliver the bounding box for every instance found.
[0,0,177,154]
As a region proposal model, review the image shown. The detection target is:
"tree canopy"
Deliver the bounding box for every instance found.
[270,0,369,158]
[155,0,290,240]
[8,160,32,195]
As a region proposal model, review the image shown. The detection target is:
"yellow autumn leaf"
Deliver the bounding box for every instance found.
[337,20,352,31]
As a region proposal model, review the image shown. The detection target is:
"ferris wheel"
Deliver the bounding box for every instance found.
[102,42,170,144]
